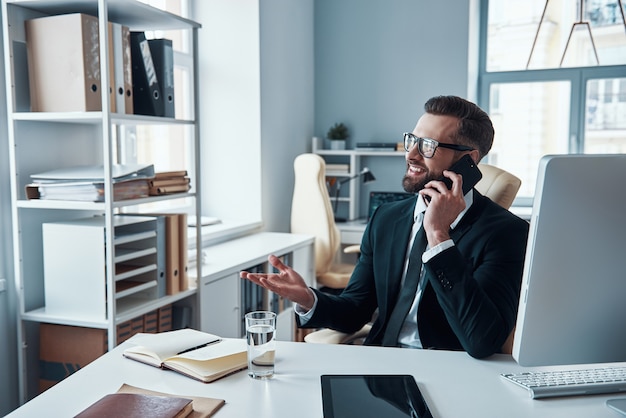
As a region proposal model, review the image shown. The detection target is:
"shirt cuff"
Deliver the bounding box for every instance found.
[294,288,319,324]
[422,239,454,263]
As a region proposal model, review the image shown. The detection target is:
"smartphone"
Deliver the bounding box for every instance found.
[439,153,482,195]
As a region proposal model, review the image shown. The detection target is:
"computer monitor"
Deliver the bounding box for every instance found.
[512,154,626,367]
[367,191,413,221]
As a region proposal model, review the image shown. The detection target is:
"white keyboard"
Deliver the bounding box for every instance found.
[501,366,626,399]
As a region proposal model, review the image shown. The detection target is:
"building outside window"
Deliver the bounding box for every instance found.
[478,0,626,204]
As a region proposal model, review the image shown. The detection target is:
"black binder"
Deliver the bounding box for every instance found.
[148,38,175,118]
[130,31,164,116]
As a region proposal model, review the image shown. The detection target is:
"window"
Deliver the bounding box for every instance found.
[478,0,626,204]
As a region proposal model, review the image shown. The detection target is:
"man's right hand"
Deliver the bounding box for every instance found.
[240,254,316,311]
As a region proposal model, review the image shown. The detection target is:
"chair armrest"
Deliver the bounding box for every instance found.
[304,324,372,345]
[343,244,361,254]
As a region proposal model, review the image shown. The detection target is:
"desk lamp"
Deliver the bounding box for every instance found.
[333,167,376,222]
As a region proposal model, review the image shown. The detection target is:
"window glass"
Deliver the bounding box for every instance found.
[585,77,626,152]
[487,81,571,199]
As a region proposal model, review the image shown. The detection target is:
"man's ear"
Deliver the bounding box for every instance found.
[469,149,480,164]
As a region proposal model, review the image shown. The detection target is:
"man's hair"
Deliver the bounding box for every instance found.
[424,95,494,160]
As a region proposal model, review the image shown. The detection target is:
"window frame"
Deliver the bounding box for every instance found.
[477,0,626,207]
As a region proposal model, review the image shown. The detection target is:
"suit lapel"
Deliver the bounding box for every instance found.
[450,190,487,242]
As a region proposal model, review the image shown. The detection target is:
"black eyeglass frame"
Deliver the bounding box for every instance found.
[403,132,474,158]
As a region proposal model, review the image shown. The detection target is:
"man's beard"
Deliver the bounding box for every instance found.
[402,171,440,193]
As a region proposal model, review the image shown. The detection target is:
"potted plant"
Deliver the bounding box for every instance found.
[326,122,349,150]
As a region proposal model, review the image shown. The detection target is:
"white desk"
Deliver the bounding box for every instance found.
[336,220,367,245]
[7,339,625,418]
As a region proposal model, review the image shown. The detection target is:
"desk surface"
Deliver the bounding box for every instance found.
[8,338,625,418]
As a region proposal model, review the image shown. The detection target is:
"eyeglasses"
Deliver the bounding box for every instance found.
[403,132,474,158]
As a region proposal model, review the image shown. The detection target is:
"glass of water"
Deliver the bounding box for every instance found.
[245,311,276,379]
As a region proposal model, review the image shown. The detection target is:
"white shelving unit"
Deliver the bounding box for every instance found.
[1,0,201,402]
[312,137,404,220]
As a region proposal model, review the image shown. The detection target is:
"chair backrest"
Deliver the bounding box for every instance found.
[291,154,341,276]
[476,164,521,210]
[476,163,522,354]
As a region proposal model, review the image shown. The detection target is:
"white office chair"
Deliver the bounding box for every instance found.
[290,153,356,291]
[305,163,522,352]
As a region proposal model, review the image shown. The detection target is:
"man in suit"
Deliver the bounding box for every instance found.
[241,95,529,358]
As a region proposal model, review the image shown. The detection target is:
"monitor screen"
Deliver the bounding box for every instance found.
[512,154,626,367]
[368,191,413,220]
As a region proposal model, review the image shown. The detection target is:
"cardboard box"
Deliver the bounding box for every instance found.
[158,304,172,332]
[143,310,159,333]
[39,317,148,392]
[39,324,107,393]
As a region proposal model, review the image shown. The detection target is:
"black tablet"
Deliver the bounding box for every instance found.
[321,374,433,418]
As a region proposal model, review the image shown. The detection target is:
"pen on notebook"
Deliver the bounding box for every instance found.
[177,339,221,355]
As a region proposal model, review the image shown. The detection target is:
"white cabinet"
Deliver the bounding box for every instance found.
[201,273,240,339]
[41,215,163,323]
[312,137,404,221]
[2,0,201,401]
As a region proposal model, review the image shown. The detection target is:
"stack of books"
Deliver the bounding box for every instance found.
[26,164,154,202]
[149,171,191,196]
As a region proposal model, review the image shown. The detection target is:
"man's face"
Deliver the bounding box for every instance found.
[402,113,461,193]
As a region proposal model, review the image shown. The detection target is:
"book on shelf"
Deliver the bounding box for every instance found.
[155,170,188,179]
[116,384,225,418]
[325,163,350,173]
[355,142,399,151]
[123,329,247,383]
[75,392,193,418]
[149,170,191,196]
[25,164,155,202]
[26,177,150,202]
[30,163,155,183]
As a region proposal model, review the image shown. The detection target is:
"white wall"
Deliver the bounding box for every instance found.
[193,0,315,234]
[194,0,263,226]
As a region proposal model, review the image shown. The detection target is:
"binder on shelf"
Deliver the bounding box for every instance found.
[153,215,167,298]
[148,38,175,118]
[178,213,188,291]
[145,213,180,295]
[25,13,104,112]
[130,31,163,116]
[163,214,180,295]
[106,22,116,113]
[111,22,132,114]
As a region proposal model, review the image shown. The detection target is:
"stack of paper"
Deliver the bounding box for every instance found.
[26,164,155,202]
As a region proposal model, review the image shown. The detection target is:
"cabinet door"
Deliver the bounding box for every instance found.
[200,273,240,337]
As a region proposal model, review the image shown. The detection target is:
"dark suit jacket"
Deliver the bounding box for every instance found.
[301,190,529,358]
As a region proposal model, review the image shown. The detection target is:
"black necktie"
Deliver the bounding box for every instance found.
[381,224,427,347]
